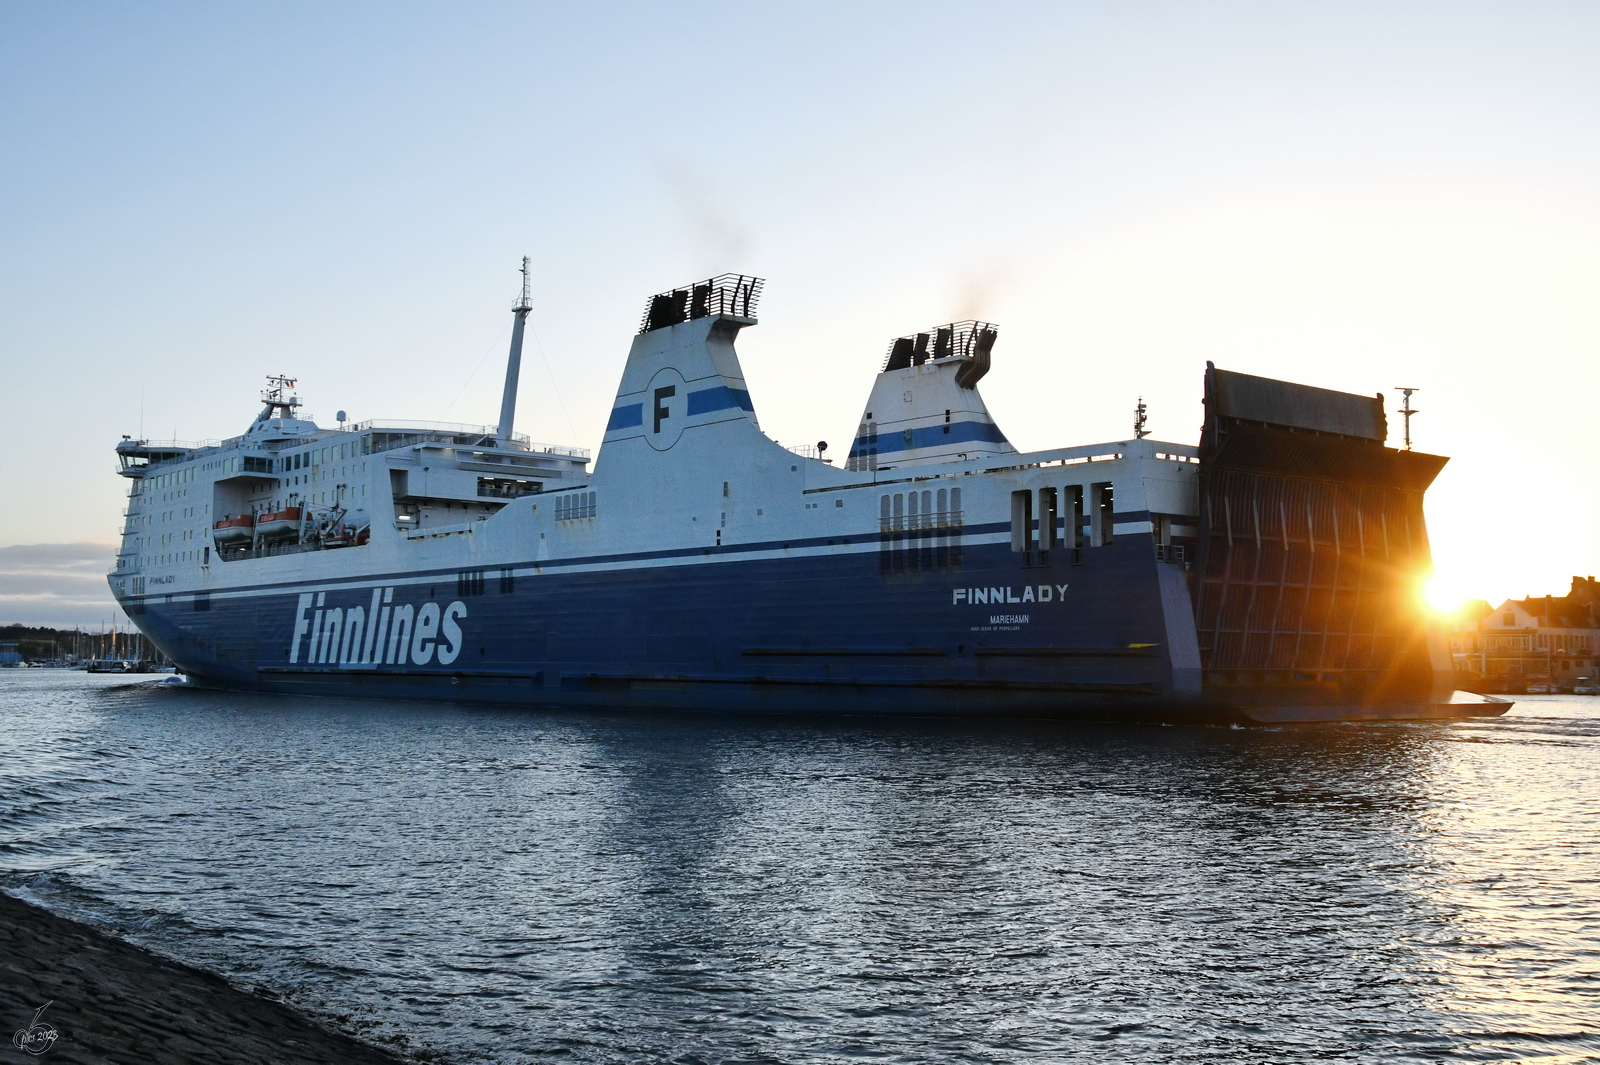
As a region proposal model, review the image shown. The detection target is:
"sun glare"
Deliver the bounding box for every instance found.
[1423,575,1469,616]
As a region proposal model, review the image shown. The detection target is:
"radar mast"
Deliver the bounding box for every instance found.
[258,376,301,422]
[1393,387,1419,450]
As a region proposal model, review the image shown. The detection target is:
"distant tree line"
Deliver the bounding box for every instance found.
[0,624,157,662]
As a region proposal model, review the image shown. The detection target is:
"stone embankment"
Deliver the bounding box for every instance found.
[1,891,411,1064]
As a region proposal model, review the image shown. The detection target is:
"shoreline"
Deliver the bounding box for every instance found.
[0,890,410,1064]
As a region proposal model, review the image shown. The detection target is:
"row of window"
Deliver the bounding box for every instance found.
[138,467,197,493]
[139,438,372,491]
[556,491,597,521]
[878,488,962,574]
[282,438,365,472]
[878,487,963,530]
[478,477,542,499]
[285,461,365,490]
[457,569,517,596]
[131,550,202,569]
[1478,635,1594,653]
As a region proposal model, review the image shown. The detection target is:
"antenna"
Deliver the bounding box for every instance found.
[1394,387,1419,450]
[514,255,531,312]
[1133,396,1149,440]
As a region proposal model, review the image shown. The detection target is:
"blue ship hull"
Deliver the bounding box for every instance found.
[133,535,1227,721]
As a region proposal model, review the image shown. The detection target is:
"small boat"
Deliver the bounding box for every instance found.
[212,514,254,545]
[255,507,303,541]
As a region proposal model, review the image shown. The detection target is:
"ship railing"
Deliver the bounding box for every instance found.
[501,442,589,459]
[118,438,225,469]
[350,420,588,460]
[881,321,998,372]
[117,437,220,453]
[404,519,484,541]
[217,431,314,451]
[348,418,528,445]
[215,538,363,562]
[828,439,1199,486]
[1006,439,1197,470]
[369,434,589,461]
[880,512,965,533]
[638,274,764,334]
[203,421,584,460]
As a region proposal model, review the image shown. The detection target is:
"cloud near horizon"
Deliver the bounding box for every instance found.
[0,541,127,628]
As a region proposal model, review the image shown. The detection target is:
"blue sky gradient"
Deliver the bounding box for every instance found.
[2,2,1596,623]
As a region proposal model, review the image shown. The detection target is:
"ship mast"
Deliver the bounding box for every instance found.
[497,257,532,448]
[258,375,300,422]
[1393,387,1419,450]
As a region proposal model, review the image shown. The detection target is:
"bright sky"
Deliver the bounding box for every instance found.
[2,2,1596,626]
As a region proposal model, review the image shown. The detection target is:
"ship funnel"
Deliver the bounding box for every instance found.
[497,257,532,448]
[846,320,1013,471]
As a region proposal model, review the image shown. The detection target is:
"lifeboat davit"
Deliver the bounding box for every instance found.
[255,506,303,541]
[323,523,356,548]
[212,515,253,545]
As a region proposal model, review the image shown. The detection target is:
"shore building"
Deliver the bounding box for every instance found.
[1450,577,1599,692]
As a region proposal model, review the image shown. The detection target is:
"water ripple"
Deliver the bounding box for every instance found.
[2,674,1598,1063]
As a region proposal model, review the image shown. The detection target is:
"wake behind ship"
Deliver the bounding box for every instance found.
[110,270,1509,724]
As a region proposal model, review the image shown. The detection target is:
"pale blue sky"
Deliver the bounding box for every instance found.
[2,2,1597,624]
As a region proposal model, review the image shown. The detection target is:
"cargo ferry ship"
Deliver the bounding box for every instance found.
[109,268,1510,723]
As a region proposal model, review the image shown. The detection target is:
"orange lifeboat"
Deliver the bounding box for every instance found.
[255,506,303,541]
[212,514,254,545]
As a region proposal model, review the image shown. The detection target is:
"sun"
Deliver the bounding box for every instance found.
[1422,574,1469,616]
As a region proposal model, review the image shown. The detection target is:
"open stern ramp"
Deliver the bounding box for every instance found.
[1192,364,1508,721]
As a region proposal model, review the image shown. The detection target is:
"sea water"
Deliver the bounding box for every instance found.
[1,671,1597,1063]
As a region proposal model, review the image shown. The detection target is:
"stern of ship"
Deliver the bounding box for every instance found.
[1189,364,1511,723]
